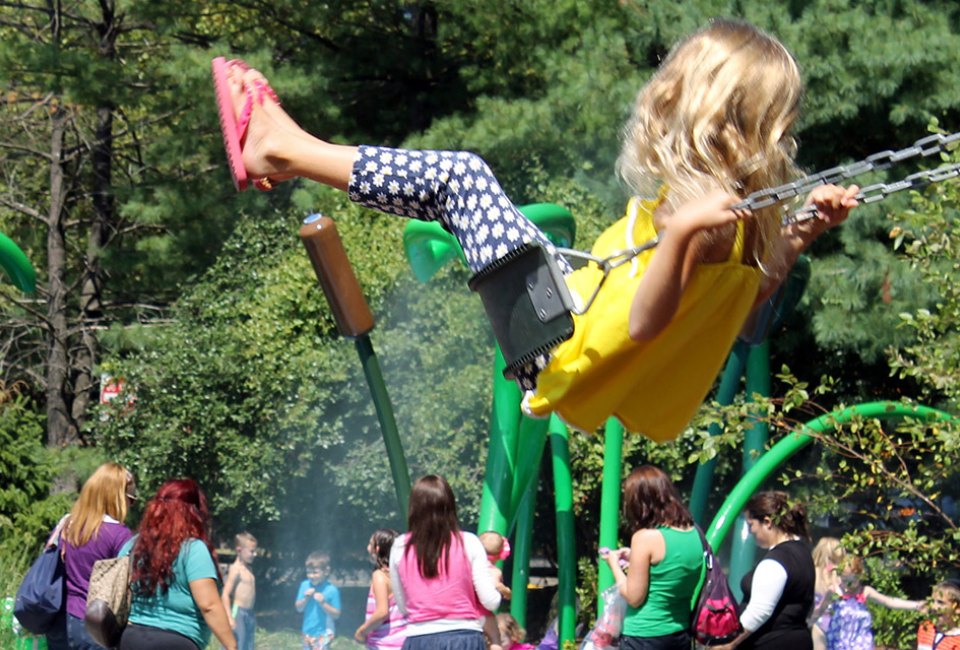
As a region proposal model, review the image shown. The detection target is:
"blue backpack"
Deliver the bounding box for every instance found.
[14,529,67,634]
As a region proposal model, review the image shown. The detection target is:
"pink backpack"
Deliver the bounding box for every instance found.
[691,527,742,646]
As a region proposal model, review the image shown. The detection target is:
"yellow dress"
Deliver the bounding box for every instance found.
[524,192,762,442]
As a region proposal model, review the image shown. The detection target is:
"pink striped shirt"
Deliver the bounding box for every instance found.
[364,588,408,649]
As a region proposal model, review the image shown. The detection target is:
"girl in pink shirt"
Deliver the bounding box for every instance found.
[389,475,501,650]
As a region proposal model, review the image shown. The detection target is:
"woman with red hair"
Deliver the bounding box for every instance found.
[118,479,237,650]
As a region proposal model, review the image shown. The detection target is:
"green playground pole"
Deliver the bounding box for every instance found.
[727,341,771,595]
[597,418,625,610]
[479,347,522,534]
[355,335,411,513]
[511,480,537,626]
[690,340,749,524]
[549,415,577,647]
[706,401,955,550]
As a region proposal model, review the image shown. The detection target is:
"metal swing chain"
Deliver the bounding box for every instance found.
[737,130,960,223]
[554,131,960,314]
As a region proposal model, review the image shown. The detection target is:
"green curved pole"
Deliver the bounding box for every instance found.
[597,418,624,611]
[549,414,577,647]
[728,341,771,594]
[690,340,749,524]
[705,401,955,550]
[0,232,36,293]
[511,478,537,626]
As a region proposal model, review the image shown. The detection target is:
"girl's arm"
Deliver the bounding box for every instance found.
[190,577,238,650]
[863,585,925,611]
[754,184,859,305]
[607,529,662,608]
[629,190,746,341]
[355,571,391,641]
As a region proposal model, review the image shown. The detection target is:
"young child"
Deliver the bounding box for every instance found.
[479,531,513,650]
[497,613,535,650]
[479,531,513,600]
[221,532,258,650]
[354,529,408,649]
[295,551,342,650]
[818,553,923,650]
[211,19,858,441]
[918,580,960,650]
[810,536,842,650]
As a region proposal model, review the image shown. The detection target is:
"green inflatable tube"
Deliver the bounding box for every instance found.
[705,401,956,550]
[0,232,36,293]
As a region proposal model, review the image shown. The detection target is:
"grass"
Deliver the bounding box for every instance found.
[205,629,358,649]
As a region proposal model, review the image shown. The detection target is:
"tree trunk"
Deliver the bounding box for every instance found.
[45,105,76,450]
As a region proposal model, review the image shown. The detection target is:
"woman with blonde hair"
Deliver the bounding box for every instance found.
[58,462,136,649]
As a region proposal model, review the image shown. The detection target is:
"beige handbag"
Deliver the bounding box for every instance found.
[84,554,133,649]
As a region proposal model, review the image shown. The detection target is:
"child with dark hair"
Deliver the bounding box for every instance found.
[355,529,408,649]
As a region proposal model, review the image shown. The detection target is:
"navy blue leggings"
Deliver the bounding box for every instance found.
[348,146,573,389]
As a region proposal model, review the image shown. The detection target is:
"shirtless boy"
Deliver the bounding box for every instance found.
[222,532,258,650]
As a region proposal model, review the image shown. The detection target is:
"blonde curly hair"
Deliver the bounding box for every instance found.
[617,19,803,269]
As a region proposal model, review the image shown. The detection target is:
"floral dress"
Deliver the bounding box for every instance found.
[825,592,873,650]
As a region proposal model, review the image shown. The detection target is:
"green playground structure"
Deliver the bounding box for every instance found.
[0,232,35,294]
[306,202,956,647]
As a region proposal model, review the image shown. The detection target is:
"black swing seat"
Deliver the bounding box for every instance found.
[468,243,576,379]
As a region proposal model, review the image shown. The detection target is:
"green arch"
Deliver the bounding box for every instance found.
[0,232,36,293]
[705,400,957,549]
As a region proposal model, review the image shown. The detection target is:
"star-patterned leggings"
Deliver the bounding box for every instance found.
[347,145,572,389]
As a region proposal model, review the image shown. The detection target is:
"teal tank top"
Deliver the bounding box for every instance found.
[621,527,703,637]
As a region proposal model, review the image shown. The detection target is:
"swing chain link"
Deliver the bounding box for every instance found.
[730,131,960,223]
[554,130,960,315]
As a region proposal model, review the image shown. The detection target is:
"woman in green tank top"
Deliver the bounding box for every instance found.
[604,466,704,650]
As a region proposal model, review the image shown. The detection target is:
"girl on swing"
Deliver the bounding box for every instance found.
[213,18,858,441]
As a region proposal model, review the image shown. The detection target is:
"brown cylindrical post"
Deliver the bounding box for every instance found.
[299,214,375,338]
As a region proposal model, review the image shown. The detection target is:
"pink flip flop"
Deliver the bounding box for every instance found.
[212,57,248,191]
[212,57,284,192]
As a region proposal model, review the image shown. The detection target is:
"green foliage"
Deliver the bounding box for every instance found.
[0,387,75,559]
[889,124,960,410]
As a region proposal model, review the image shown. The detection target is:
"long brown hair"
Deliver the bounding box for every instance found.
[64,462,133,547]
[621,465,693,533]
[405,475,460,579]
[745,490,809,539]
